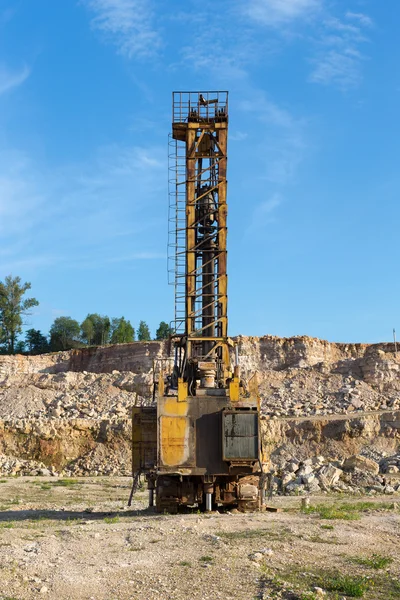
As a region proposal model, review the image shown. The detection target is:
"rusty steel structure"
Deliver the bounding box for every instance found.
[169,91,229,389]
[132,92,265,513]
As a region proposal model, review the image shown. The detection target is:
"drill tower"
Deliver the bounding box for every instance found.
[169,91,229,391]
[133,92,263,513]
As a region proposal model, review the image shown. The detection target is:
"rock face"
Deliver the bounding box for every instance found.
[0,342,165,377]
[0,336,399,479]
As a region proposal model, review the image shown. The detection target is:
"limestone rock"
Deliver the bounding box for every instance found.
[343,455,379,475]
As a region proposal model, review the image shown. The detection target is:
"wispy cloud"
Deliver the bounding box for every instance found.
[346,12,374,28]
[230,131,248,142]
[106,251,166,263]
[239,92,307,185]
[0,64,30,96]
[310,12,373,89]
[83,0,161,59]
[243,0,321,26]
[179,23,263,80]
[0,143,167,276]
[172,1,277,80]
[246,193,283,235]
[257,194,282,216]
[236,1,373,90]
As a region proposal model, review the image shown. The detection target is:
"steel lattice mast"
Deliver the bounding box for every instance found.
[170,91,230,390]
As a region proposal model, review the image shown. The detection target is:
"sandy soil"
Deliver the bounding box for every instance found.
[0,478,399,600]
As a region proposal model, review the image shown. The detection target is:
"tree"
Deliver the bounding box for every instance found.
[80,313,110,346]
[137,320,151,341]
[25,329,49,355]
[49,316,81,351]
[0,275,39,354]
[110,317,135,344]
[80,316,95,346]
[15,340,26,354]
[155,321,173,340]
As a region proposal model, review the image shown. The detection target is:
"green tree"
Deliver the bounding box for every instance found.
[110,317,135,344]
[137,320,151,341]
[0,275,39,354]
[25,329,49,355]
[15,340,26,354]
[80,316,95,345]
[49,316,81,351]
[155,321,173,340]
[80,313,110,346]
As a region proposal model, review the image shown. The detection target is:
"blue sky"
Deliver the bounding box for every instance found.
[0,0,398,343]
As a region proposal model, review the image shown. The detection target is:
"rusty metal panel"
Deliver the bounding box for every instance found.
[158,395,196,469]
[132,407,157,472]
[160,416,191,466]
[158,394,229,474]
[222,412,258,460]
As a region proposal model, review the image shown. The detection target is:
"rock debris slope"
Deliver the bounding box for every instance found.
[0,337,399,487]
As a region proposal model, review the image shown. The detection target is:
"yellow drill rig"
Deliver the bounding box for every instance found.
[132,92,264,512]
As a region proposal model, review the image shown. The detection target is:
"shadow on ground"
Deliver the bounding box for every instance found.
[0,507,157,522]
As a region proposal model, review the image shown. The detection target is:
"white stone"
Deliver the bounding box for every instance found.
[301,473,316,485]
[317,464,343,486]
[298,465,313,476]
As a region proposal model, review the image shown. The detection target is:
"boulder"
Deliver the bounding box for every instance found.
[282,472,295,487]
[343,455,379,475]
[301,472,316,485]
[285,480,306,494]
[298,465,313,477]
[317,464,342,486]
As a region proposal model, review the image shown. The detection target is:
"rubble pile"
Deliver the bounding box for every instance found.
[65,446,131,477]
[259,371,399,417]
[0,370,153,421]
[257,350,400,418]
[271,452,400,496]
[0,453,58,477]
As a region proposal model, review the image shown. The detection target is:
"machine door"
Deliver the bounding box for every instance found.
[132,407,157,472]
[222,411,259,461]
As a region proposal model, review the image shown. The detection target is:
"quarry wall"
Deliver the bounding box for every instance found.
[0,336,399,486]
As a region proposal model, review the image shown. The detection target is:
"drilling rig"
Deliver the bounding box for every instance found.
[132,92,264,512]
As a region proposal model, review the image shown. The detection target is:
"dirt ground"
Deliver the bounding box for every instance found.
[0,478,399,600]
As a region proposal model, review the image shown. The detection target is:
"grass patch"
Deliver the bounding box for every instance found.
[307,534,340,545]
[199,555,213,563]
[352,554,393,570]
[316,573,370,597]
[0,523,14,529]
[217,528,267,540]
[216,527,291,542]
[50,479,80,487]
[320,524,334,530]
[0,480,7,484]
[103,516,120,524]
[302,504,359,520]
[302,501,395,521]
[6,498,20,506]
[65,518,85,526]
[178,560,191,567]
[260,565,398,599]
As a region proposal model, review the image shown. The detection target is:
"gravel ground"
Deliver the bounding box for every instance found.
[0,478,399,600]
